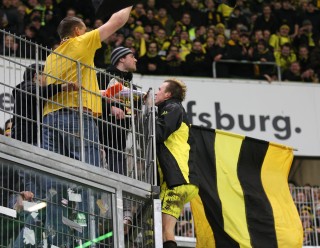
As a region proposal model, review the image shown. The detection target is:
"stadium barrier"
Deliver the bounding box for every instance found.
[0,29,161,248]
[213,59,282,81]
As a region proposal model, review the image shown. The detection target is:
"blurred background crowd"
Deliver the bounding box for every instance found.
[1,0,320,81]
[290,184,320,246]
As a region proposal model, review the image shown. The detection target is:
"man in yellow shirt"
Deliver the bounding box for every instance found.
[42,5,133,247]
[42,6,132,166]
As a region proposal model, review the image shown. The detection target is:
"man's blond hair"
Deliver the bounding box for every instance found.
[164,78,187,102]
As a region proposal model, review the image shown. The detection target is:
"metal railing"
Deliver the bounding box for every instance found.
[0,29,156,183]
[212,59,282,81]
[0,29,160,248]
[0,136,161,248]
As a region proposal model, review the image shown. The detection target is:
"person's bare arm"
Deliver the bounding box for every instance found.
[98,6,133,41]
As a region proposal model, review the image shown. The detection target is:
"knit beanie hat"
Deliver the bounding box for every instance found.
[23,63,45,82]
[110,46,133,65]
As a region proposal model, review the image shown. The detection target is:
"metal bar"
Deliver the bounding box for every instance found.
[151,89,157,186]
[76,61,85,163]
[215,59,278,66]
[277,65,282,81]
[88,188,96,247]
[153,199,163,248]
[311,188,319,245]
[212,61,217,78]
[129,80,138,179]
[213,59,280,80]
[115,189,124,248]
[35,44,41,148]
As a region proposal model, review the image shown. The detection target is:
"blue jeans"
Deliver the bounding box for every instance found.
[42,109,100,246]
[42,109,100,166]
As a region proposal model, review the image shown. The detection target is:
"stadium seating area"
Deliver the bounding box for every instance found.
[1,0,320,81]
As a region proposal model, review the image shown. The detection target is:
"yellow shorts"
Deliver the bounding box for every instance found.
[160,183,199,219]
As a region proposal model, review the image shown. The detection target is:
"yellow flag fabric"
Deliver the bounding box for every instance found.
[190,126,303,248]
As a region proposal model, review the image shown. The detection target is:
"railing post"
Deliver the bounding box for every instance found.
[212,61,217,78]
[311,188,319,245]
[129,80,138,179]
[86,188,96,247]
[277,65,282,81]
[76,62,85,163]
[153,198,163,248]
[151,89,157,186]
[115,189,125,248]
[35,44,41,148]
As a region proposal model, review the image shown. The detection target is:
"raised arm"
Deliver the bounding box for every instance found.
[98,6,133,42]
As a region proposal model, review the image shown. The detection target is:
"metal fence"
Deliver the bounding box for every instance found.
[0,138,161,248]
[212,59,282,81]
[0,29,155,184]
[0,29,161,248]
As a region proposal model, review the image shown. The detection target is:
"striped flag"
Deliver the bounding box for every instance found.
[190,126,303,248]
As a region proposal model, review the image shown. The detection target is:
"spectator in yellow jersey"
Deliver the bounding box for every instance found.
[216,1,234,21]
[42,5,133,166]
[274,43,297,72]
[269,24,292,51]
[41,5,133,246]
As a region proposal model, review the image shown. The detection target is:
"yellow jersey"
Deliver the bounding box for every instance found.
[43,29,102,117]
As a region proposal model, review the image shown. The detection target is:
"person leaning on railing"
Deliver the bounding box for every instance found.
[251,39,276,80]
[97,46,138,175]
[11,63,78,146]
[274,43,297,72]
[97,46,139,235]
[40,5,134,247]
[154,78,199,248]
[42,6,133,167]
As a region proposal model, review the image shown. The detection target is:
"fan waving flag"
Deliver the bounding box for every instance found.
[190,126,303,248]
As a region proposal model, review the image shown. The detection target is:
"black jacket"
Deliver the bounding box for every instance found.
[11,79,62,144]
[184,51,212,77]
[98,65,139,151]
[156,98,198,188]
[137,54,166,75]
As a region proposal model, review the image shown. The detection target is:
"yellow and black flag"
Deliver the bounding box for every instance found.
[190,126,303,248]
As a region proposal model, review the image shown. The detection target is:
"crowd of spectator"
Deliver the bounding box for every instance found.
[289,183,320,246]
[2,0,320,81]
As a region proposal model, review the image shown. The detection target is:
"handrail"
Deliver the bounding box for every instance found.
[212,59,282,81]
